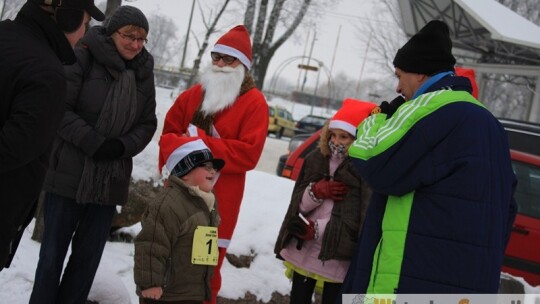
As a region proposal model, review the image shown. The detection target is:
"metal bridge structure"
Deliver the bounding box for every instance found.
[398,0,540,122]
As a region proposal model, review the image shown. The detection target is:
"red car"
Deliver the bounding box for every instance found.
[277,118,540,287]
[501,120,540,287]
[280,129,322,180]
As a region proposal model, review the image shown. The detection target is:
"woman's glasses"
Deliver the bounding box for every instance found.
[116,31,148,45]
[210,52,237,65]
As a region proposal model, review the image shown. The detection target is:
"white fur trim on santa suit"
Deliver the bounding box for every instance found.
[329,120,357,137]
[187,123,221,138]
[212,44,251,69]
[165,139,208,172]
[218,238,230,248]
[187,124,199,137]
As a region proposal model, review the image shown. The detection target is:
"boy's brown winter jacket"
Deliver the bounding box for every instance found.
[134,176,219,301]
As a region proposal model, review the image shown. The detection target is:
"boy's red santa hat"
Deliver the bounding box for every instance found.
[160,133,225,177]
[329,98,377,136]
[212,25,252,69]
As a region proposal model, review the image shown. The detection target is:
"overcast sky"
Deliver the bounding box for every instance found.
[126,0,380,86]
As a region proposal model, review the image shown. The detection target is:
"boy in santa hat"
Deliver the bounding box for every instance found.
[274,99,376,304]
[135,134,225,303]
[159,24,268,302]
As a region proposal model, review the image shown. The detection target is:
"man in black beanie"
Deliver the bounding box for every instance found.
[392,20,460,101]
[341,20,517,297]
[0,0,104,271]
[393,20,456,77]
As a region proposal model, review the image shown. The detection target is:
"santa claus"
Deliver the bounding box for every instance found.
[159,25,269,303]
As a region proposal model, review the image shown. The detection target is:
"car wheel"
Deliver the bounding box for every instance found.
[276,154,288,176]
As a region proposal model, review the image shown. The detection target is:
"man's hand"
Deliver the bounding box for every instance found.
[311,180,348,201]
[141,286,163,300]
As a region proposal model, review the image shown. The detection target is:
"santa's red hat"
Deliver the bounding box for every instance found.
[212,25,252,69]
[160,133,224,177]
[329,98,377,136]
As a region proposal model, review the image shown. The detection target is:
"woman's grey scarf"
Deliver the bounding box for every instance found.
[76,70,138,204]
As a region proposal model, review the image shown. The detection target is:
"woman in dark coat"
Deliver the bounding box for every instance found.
[29,6,156,304]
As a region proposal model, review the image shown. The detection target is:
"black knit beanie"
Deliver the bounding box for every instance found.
[106,5,149,35]
[393,20,456,75]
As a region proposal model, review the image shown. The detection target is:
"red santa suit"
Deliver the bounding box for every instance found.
[159,25,268,303]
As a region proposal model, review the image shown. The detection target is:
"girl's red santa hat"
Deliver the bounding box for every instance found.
[212,25,252,69]
[160,134,225,177]
[329,98,377,136]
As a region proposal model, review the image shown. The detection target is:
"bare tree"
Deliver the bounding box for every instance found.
[483,0,540,120]
[353,0,539,119]
[104,0,121,19]
[145,13,180,69]
[186,0,231,87]
[244,0,314,89]
[497,0,540,25]
[352,0,405,81]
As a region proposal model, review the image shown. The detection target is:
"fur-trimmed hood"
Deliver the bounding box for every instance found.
[318,121,332,156]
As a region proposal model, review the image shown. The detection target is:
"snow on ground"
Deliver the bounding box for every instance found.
[1,87,539,303]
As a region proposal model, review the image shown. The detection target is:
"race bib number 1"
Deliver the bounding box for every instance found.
[192,226,218,265]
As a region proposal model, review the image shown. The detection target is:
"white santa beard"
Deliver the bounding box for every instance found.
[200,64,245,115]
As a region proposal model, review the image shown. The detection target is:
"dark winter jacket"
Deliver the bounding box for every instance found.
[134,176,220,301]
[274,126,372,262]
[43,26,157,205]
[342,74,518,294]
[0,1,75,268]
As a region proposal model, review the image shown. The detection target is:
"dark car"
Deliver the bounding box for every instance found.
[276,118,540,288]
[294,115,328,135]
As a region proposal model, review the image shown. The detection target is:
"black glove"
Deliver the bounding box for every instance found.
[286,215,316,241]
[93,138,125,161]
[379,95,406,119]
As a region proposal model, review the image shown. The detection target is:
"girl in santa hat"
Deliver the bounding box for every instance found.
[274,99,376,304]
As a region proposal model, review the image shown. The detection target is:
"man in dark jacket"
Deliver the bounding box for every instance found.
[0,0,104,270]
[341,20,517,296]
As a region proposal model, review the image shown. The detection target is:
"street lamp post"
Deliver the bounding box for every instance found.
[180,0,196,70]
[301,29,317,92]
[356,31,373,96]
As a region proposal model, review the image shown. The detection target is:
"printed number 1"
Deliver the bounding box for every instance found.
[206,239,212,254]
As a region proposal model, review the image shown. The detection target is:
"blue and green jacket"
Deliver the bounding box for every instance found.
[341,74,517,294]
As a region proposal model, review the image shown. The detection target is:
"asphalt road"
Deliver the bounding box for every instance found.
[254,135,290,175]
